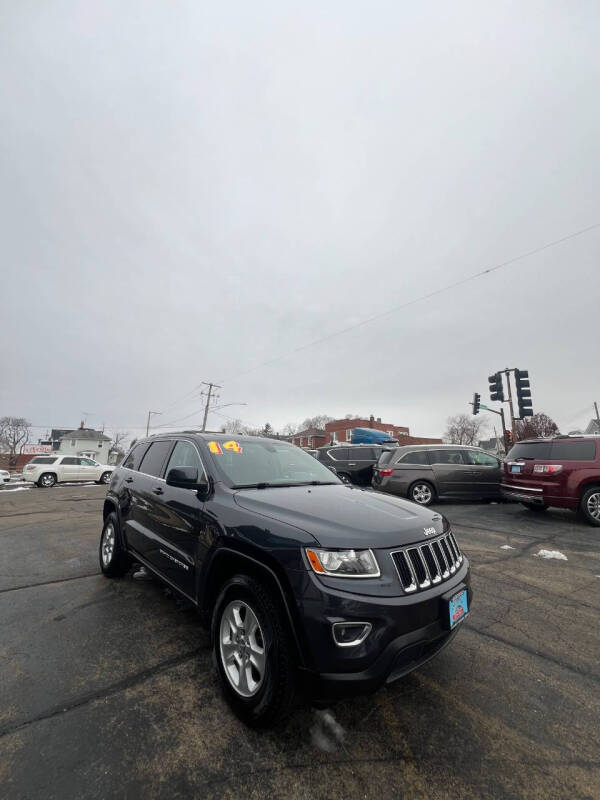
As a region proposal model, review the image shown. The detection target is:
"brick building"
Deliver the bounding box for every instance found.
[325,416,409,443]
[289,428,328,449]
[288,416,442,449]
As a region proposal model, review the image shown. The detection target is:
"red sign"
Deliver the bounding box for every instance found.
[22,444,53,455]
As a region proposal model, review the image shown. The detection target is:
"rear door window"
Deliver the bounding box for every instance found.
[550,441,596,461]
[61,457,79,465]
[123,443,150,471]
[138,441,173,478]
[429,450,467,465]
[400,451,430,465]
[506,442,552,460]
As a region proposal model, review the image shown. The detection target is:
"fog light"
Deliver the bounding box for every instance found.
[332,622,372,647]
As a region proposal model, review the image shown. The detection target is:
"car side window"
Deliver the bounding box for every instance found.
[165,441,203,475]
[430,450,466,465]
[348,447,373,460]
[466,450,499,467]
[400,451,430,465]
[138,441,173,478]
[62,457,78,465]
[329,448,349,460]
[81,458,96,466]
[123,443,150,471]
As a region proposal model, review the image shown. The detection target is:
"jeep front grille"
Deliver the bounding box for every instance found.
[391,533,463,593]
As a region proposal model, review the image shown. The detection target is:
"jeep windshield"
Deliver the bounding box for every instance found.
[206,439,341,488]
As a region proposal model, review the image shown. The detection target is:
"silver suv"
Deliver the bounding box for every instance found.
[372,444,501,506]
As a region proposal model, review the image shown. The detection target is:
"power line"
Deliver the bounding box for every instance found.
[228,222,600,380]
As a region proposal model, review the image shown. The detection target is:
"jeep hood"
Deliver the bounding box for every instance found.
[233,484,444,548]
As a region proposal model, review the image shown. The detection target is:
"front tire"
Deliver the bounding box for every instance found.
[579,486,600,527]
[99,512,131,577]
[98,471,112,485]
[37,473,57,488]
[409,480,435,506]
[212,575,297,727]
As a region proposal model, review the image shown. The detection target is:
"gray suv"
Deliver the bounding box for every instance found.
[372,444,502,506]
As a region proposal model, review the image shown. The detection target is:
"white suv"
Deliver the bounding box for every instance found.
[22,455,114,488]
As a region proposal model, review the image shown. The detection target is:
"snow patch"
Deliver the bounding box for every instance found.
[0,486,31,494]
[310,709,346,752]
[534,549,568,561]
[500,545,515,550]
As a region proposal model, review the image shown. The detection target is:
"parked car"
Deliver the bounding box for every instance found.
[0,469,10,484]
[501,435,600,525]
[315,444,388,485]
[100,433,471,725]
[22,455,114,487]
[372,444,502,505]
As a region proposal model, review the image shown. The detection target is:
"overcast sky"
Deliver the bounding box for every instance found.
[2,1,599,444]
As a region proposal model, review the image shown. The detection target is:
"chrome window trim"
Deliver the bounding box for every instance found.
[121,437,209,483]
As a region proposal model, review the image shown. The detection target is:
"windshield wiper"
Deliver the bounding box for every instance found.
[232,480,338,489]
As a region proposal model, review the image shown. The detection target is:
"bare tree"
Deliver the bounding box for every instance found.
[444,414,486,445]
[281,422,298,436]
[0,417,31,455]
[299,414,335,430]
[221,418,245,434]
[108,431,130,461]
[514,412,559,441]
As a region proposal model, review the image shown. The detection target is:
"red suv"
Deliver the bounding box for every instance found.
[501,436,600,526]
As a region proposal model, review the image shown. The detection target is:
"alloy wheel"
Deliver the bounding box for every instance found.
[587,492,600,521]
[101,524,115,567]
[412,483,432,504]
[219,600,266,698]
[101,472,111,484]
[41,474,55,487]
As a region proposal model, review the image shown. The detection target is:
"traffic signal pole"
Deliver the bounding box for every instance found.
[504,368,517,439]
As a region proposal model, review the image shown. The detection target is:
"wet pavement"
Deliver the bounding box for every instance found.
[1,486,599,799]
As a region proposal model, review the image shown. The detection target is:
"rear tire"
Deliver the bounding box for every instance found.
[37,473,57,488]
[521,502,548,513]
[212,574,297,727]
[99,512,131,577]
[579,486,600,527]
[409,480,435,506]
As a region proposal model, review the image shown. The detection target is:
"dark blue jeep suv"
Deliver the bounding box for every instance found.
[100,432,471,725]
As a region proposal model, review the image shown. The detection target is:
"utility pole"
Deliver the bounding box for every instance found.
[146,411,162,437]
[201,382,222,432]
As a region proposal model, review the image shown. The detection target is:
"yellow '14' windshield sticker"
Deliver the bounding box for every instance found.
[223,440,243,453]
[208,440,243,454]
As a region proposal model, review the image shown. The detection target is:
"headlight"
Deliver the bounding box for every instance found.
[305,548,380,578]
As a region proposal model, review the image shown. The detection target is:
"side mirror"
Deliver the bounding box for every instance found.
[166,466,208,493]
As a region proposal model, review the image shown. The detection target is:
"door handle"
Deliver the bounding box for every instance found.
[125,477,134,484]
[348,463,356,466]
[152,486,164,495]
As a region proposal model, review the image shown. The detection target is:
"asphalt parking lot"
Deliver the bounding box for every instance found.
[1,485,599,800]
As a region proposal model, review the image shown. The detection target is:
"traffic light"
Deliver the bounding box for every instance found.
[488,372,505,402]
[472,392,481,415]
[515,368,533,417]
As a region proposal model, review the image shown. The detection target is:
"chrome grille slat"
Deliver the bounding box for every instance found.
[391,533,462,594]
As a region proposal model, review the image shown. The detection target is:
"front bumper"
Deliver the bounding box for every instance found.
[295,558,471,702]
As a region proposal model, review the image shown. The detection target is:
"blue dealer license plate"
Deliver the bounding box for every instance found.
[510,465,522,474]
[449,589,468,629]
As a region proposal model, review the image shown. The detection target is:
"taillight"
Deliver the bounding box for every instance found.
[379,468,393,477]
[533,464,563,475]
